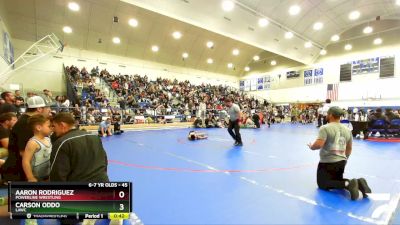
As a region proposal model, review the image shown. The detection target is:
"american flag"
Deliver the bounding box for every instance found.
[327,84,339,101]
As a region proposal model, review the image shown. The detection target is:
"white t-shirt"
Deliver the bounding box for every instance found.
[199,102,207,111]
[62,99,70,108]
[321,103,331,116]
[227,104,240,121]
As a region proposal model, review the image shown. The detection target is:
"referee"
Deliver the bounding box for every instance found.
[50,112,109,182]
[225,98,243,146]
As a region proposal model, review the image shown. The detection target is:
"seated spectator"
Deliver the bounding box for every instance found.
[252,112,260,128]
[368,108,389,126]
[26,92,36,101]
[205,114,217,128]
[385,108,400,122]
[60,96,70,111]
[0,91,17,114]
[42,89,54,106]
[98,118,112,137]
[15,97,25,117]
[242,117,256,128]
[145,117,154,124]
[258,111,264,124]
[368,108,389,137]
[193,117,204,128]
[113,120,124,135]
[157,116,166,124]
[14,90,23,101]
[188,131,208,141]
[86,109,96,125]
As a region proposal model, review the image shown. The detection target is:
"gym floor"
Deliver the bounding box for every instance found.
[104,123,400,225]
[1,123,399,225]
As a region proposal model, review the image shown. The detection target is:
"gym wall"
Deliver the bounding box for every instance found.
[0,1,12,81]
[243,37,400,104]
[3,38,239,96]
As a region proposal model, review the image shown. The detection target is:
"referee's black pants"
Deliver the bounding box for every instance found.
[228,120,242,144]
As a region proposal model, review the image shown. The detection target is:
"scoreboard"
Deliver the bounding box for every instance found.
[8,182,132,220]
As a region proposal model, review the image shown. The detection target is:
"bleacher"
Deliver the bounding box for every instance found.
[64,65,269,127]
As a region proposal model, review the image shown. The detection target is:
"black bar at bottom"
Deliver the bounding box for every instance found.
[11,213,78,220]
[11,212,108,220]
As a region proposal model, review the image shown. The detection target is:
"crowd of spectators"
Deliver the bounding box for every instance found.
[65,65,395,133]
[65,65,272,126]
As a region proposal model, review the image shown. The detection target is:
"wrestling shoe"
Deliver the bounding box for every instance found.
[234,142,243,146]
[346,179,360,200]
[357,178,371,198]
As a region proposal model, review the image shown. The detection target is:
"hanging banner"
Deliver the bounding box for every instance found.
[314,68,324,84]
[250,78,257,91]
[239,80,245,91]
[244,80,250,91]
[257,77,264,90]
[304,70,313,85]
[264,76,271,90]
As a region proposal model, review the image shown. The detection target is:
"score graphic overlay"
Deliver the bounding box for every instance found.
[9,182,132,220]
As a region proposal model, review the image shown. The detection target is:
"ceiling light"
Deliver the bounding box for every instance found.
[63,26,72,34]
[253,55,260,61]
[207,58,213,64]
[270,60,277,66]
[232,49,239,55]
[313,22,323,30]
[344,44,352,51]
[289,5,301,15]
[68,2,80,11]
[172,31,182,39]
[363,26,373,34]
[304,41,312,48]
[244,66,250,72]
[331,34,340,42]
[285,32,293,39]
[222,0,234,12]
[151,45,159,52]
[320,49,327,55]
[182,52,189,58]
[112,37,120,44]
[397,0,400,6]
[373,38,382,45]
[227,63,233,68]
[128,18,138,27]
[349,11,360,20]
[258,18,269,27]
[206,41,214,49]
